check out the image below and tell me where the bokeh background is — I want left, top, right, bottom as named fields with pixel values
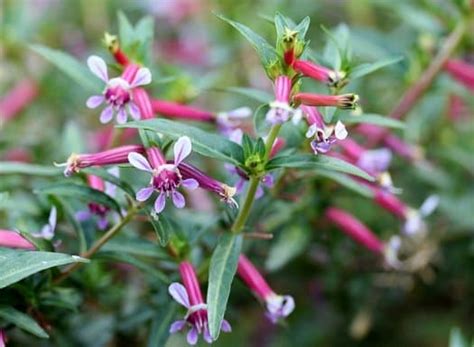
left=1, top=0, right=473, bottom=346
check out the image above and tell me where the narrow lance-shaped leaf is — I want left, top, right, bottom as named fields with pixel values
left=35, top=182, right=122, bottom=214
left=214, top=86, right=273, bottom=103
left=350, top=56, right=404, bottom=79
left=0, top=306, right=49, bottom=338
left=0, top=162, right=62, bottom=176
left=266, top=154, right=374, bottom=181
left=30, top=44, right=101, bottom=93
left=0, top=248, right=88, bottom=289
left=215, top=13, right=279, bottom=69
left=122, top=118, right=244, bottom=166
left=207, top=233, right=243, bottom=340
left=337, top=113, right=405, bottom=129
left=83, top=167, right=136, bottom=197
left=147, top=303, right=178, bottom=347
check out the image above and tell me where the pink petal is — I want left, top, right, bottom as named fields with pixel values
left=87, top=55, right=108, bottom=82
left=154, top=192, right=166, bottom=214
left=181, top=178, right=199, bottom=190
left=171, top=191, right=185, bottom=208
left=173, top=136, right=192, bottom=165
left=128, top=152, right=152, bottom=172
left=136, top=186, right=154, bottom=201
left=130, top=67, right=152, bottom=87
left=86, top=95, right=104, bottom=109
left=116, top=107, right=128, bottom=124
left=168, top=282, right=190, bottom=308
left=100, top=106, right=114, bottom=124
left=128, top=102, right=141, bottom=120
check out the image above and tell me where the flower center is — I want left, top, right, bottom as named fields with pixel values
left=104, top=78, right=131, bottom=108
left=152, top=164, right=182, bottom=195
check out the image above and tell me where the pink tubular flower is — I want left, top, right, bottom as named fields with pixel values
left=178, top=162, right=238, bottom=207
left=132, top=88, right=154, bottom=120
left=128, top=137, right=199, bottom=214
left=339, top=138, right=392, bottom=176
left=0, top=329, right=6, bottom=347
left=444, top=59, right=474, bottom=91
left=151, top=99, right=214, bottom=122
left=0, top=79, right=38, bottom=123
left=266, top=75, right=297, bottom=124
left=302, top=105, right=347, bottom=154
left=325, top=207, right=384, bottom=254
left=76, top=169, right=118, bottom=230
left=58, top=144, right=145, bottom=176
left=374, top=191, right=439, bottom=236
left=86, top=55, right=152, bottom=124
left=293, top=92, right=358, bottom=109
left=0, top=230, right=35, bottom=249
left=293, top=59, right=345, bottom=86
left=169, top=261, right=231, bottom=345
left=237, top=255, right=295, bottom=323
left=383, top=134, right=421, bottom=162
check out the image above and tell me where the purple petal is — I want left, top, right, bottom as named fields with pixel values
left=128, top=152, right=152, bottom=172
left=187, top=327, right=198, bottom=345
left=116, top=107, right=128, bottom=124
left=169, top=320, right=187, bottom=334
left=203, top=326, right=213, bottom=343
left=75, top=210, right=91, bottom=222
left=181, top=178, right=199, bottom=190
left=104, top=167, right=119, bottom=197
left=48, top=206, right=57, bottom=231
left=235, top=179, right=245, bottom=194
left=306, top=124, right=318, bottom=138
left=261, top=174, right=274, bottom=188
left=97, top=217, right=109, bottom=230
left=281, top=295, right=295, bottom=316
left=220, top=319, right=232, bottom=333
left=86, top=95, right=104, bottom=109
left=168, top=282, right=190, bottom=308
left=87, top=55, right=108, bottom=82
left=419, top=195, right=439, bottom=217
left=255, top=185, right=264, bottom=199
left=154, top=192, right=166, bottom=214
left=130, top=67, right=152, bottom=87
left=128, top=102, right=141, bottom=120
left=136, top=186, right=154, bottom=202
left=226, top=106, right=252, bottom=119
left=100, top=106, right=114, bottom=124
left=39, top=225, right=54, bottom=240
left=172, top=191, right=185, bottom=208
left=174, top=136, right=192, bottom=165
left=334, top=121, right=348, bottom=140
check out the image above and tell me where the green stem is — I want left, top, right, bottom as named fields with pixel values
left=264, top=124, right=282, bottom=161
left=231, top=124, right=282, bottom=234
left=231, top=176, right=260, bottom=233
left=53, top=207, right=137, bottom=284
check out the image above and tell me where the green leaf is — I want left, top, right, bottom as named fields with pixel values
left=0, top=306, right=49, bottom=338
left=350, top=56, right=403, bottom=79
left=147, top=303, right=178, bottom=347
left=207, top=233, right=243, bottom=340
left=449, top=327, right=469, bottom=347
left=314, top=169, right=374, bottom=198
left=118, top=11, right=135, bottom=47
left=122, top=118, right=244, bottom=166
left=0, top=161, right=62, bottom=176
left=215, top=13, right=279, bottom=68
left=215, top=86, right=273, bottom=103
left=265, top=225, right=309, bottom=272
left=83, top=167, right=135, bottom=197
left=254, top=104, right=271, bottom=136
left=55, top=197, right=88, bottom=254
left=0, top=248, right=88, bottom=289
left=337, top=113, right=405, bottom=129
left=96, top=252, right=169, bottom=283
left=30, top=44, right=101, bottom=92
left=266, top=154, right=374, bottom=181
left=102, top=236, right=169, bottom=259
left=146, top=209, right=172, bottom=247
left=35, top=182, right=122, bottom=214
